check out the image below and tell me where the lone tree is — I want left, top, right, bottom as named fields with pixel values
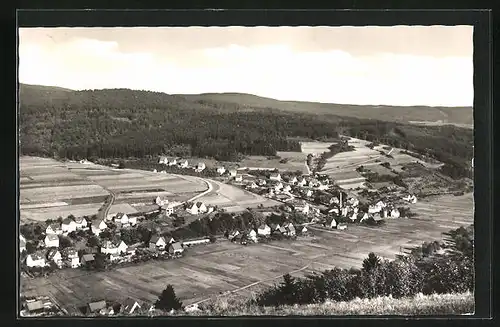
left=278, top=273, right=297, bottom=306
left=155, top=285, right=183, bottom=312
left=362, top=252, right=381, bottom=273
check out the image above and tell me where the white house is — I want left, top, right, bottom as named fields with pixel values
left=360, top=212, right=369, bottom=222
left=74, top=217, right=88, bottom=230
left=169, top=242, right=184, bottom=256
left=153, top=169, right=157, bottom=173
left=115, top=213, right=129, bottom=226
left=128, top=215, right=138, bottom=226
left=196, top=162, right=206, bottom=172
left=228, top=169, right=237, bottom=177
left=285, top=223, right=296, bottom=236
left=390, top=208, right=401, bottom=218
left=328, top=207, right=340, bottom=215
left=295, top=203, right=310, bottom=215
left=164, top=204, right=175, bottom=216
left=269, top=173, right=281, bottom=181
left=403, top=194, right=418, bottom=204
left=160, top=170, right=167, bottom=174
left=20, top=237, right=26, bottom=253
left=167, top=158, right=178, bottom=166
left=122, top=299, right=142, bottom=315
left=235, top=175, right=243, bottom=182
left=228, top=230, right=240, bottom=240
left=155, top=196, right=166, bottom=206
left=368, top=201, right=386, bottom=214
left=47, top=249, right=63, bottom=268
left=248, top=182, right=258, bottom=189
left=45, top=223, right=62, bottom=235
left=289, top=176, right=298, bottom=185
left=258, top=179, right=267, bottom=186
left=304, top=189, right=313, bottom=197
left=248, top=229, right=258, bottom=242
left=257, top=224, right=271, bottom=236
left=44, top=234, right=59, bottom=248
left=274, top=182, right=284, bottom=191
left=349, top=212, right=358, bottom=222
left=186, top=202, right=207, bottom=215
left=61, top=218, right=77, bottom=234
left=328, top=218, right=337, bottom=229
left=26, top=252, right=46, bottom=268
left=216, top=166, right=226, bottom=175
left=297, top=178, right=307, bottom=187
left=158, top=156, right=168, bottom=164
left=149, top=235, right=167, bottom=250
left=178, top=160, right=189, bottom=168
left=283, top=185, right=292, bottom=192
left=301, top=226, right=308, bottom=234
left=63, top=248, right=80, bottom=268
left=91, top=220, right=108, bottom=236
left=337, top=223, right=348, bottom=230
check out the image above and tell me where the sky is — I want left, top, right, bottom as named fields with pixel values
left=18, top=26, right=473, bottom=107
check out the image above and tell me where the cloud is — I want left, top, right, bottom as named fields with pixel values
left=18, top=35, right=473, bottom=106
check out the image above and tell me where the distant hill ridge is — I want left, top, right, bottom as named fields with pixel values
left=19, top=83, right=473, bottom=125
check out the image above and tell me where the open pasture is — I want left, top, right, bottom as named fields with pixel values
left=239, top=156, right=308, bottom=173
left=20, top=185, right=109, bottom=203
left=300, top=142, right=335, bottom=155
left=197, top=181, right=280, bottom=211
left=20, top=193, right=474, bottom=311
left=107, top=203, right=138, bottom=217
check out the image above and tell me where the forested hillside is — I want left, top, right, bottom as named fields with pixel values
left=19, top=84, right=473, bottom=178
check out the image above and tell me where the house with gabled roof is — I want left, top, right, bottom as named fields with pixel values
left=169, top=242, right=184, bottom=256
left=62, top=247, right=80, bottom=268
left=115, top=213, right=129, bottom=226
left=186, top=202, right=207, bottom=215
left=297, top=178, right=307, bottom=187
left=47, top=249, right=63, bottom=268
left=269, top=173, right=281, bottom=181
left=289, top=176, right=298, bottom=185
left=327, top=217, right=337, bottom=229
left=178, top=159, right=189, bottom=168
left=44, top=234, right=59, bottom=248
left=26, top=300, right=45, bottom=313
left=121, top=298, right=142, bottom=314
left=234, top=175, right=243, bottom=182
left=216, top=166, right=226, bottom=175
left=228, top=169, right=237, bottom=177
left=167, top=157, right=178, bottom=166
left=61, top=218, right=77, bottom=234
left=159, top=156, right=168, bottom=164
left=149, top=235, right=167, bottom=250
left=257, top=224, right=271, bottom=236
left=228, top=230, right=240, bottom=241
left=196, top=162, right=206, bottom=172
left=45, top=223, right=62, bottom=235
left=20, top=237, right=26, bottom=253
left=248, top=229, right=258, bottom=242
left=26, top=252, right=46, bottom=267
left=274, top=182, right=284, bottom=191
left=88, top=300, right=107, bottom=314
left=283, top=184, right=292, bottom=193
left=80, top=253, right=95, bottom=265
left=74, top=217, right=88, bottom=230
left=390, top=208, right=400, bottom=218
left=285, top=223, right=296, bottom=236
left=258, top=179, right=267, bottom=186
left=337, top=222, right=348, bottom=230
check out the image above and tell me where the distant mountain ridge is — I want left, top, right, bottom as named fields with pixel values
left=19, top=84, right=473, bottom=126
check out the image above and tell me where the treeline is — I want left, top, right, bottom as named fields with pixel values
left=254, top=224, right=474, bottom=307
left=20, top=87, right=472, bottom=178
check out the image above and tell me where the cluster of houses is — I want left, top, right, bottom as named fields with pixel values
left=20, top=296, right=65, bottom=317
left=22, top=229, right=188, bottom=269
left=184, top=201, right=216, bottom=215
left=158, top=156, right=206, bottom=173
left=227, top=222, right=308, bottom=244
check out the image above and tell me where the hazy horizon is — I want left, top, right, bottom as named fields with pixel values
left=18, top=26, right=474, bottom=107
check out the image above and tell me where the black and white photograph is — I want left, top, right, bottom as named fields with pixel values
left=18, top=23, right=475, bottom=317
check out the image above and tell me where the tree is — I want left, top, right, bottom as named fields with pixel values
left=87, top=236, right=100, bottom=247
left=362, top=252, right=381, bottom=274
left=26, top=241, right=37, bottom=254
left=155, top=285, right=183, bottom=311
left=278, top=274, right=297, bottom=306
left=93, top=252, right=107, bottom=271
left=209, top=235, right=216, bottom=243
left=59, top=236, right=72, bottom=249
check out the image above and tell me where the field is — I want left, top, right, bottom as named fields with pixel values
left=19, top=157, right=208, bottom=222
left=238, top=154, right=308, bottom=174
left=21, top=193, right=473, bottom=311
left=195, top=180, right=281, bottom=212
left=301, top=137, right=433, bottom=190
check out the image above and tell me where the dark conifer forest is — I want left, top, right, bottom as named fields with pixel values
left=19, top=84, right=473, bottom=178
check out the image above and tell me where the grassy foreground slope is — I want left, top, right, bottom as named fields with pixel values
left=153, top=292, right=473, bottom=316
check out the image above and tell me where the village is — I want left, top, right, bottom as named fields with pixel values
left=18, top=150, right=426, bottom=316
